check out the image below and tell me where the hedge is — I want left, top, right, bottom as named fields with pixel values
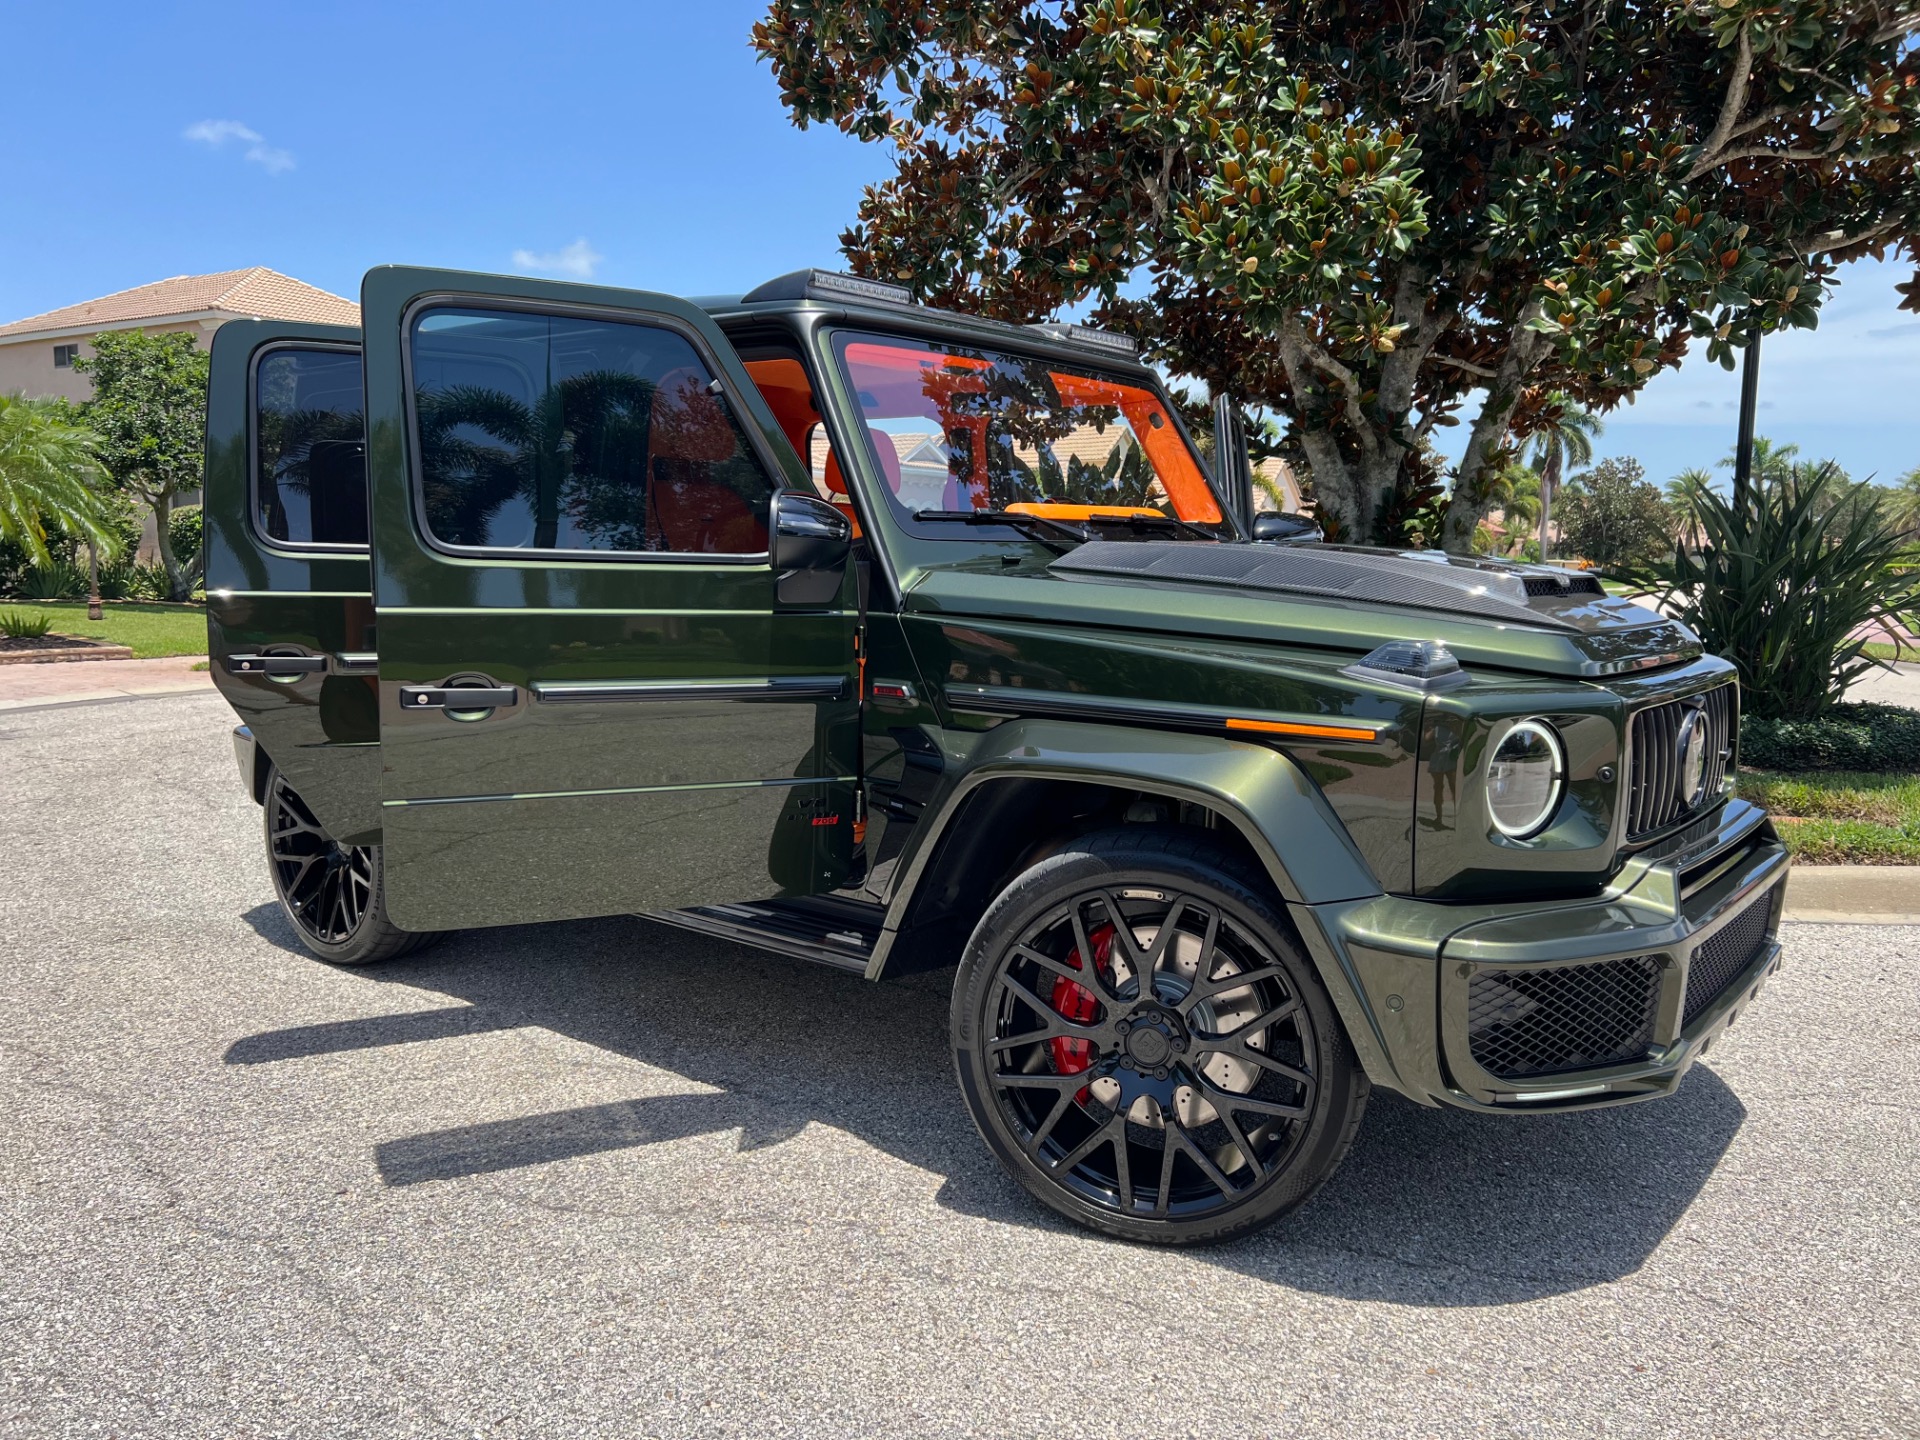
left=1740, top=702, right=1920, bottom=773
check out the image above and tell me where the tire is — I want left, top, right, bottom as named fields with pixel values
left=951, top=826, right=1369, bottom=1246
left=262, top=766, right=434, bottom=966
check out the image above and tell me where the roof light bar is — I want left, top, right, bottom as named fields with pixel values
left=740, top=269, right=915, bottom=307
left=1024, top=322, right=1140, bottom=356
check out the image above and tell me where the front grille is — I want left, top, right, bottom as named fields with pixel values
left=1683, top=893, right=1775, bottom=1028
left=1626, top=684, right=1736, bottom=839
left=1467, top=956, right=1662, bottom=1080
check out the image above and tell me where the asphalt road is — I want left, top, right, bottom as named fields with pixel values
left=2, top=689, right=1914, bottom=1439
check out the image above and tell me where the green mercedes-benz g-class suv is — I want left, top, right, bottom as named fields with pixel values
left=205, top=265, right=1787, bottom=1245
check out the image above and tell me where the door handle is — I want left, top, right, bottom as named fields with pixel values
left=398, top=685, right=519, bottom=711
left=227, top=653, right=328, bottom=676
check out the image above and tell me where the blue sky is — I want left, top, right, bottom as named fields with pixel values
left=6, top=0, right=1915, bottom=489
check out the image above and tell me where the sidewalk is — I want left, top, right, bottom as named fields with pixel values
left=0, top=655, right=213, bottom=712
left=1848, top=658, right=1920, bottom=709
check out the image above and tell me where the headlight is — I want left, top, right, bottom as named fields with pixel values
left=1487, top=719, right=1566, bottom=838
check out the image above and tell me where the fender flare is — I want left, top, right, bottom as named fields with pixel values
left=868, top=717, right=1384, bottom=978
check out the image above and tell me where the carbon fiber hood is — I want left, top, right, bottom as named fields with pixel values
left=1049, top=541, right=1646, bottom=634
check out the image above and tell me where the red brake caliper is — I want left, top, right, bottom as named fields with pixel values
left=1049, top=923, right=1115, bottom=1088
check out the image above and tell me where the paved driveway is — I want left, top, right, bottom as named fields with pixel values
left=2, top=690, right=1914, bottom=1439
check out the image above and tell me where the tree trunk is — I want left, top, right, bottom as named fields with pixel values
left=1438, top=303, right=1547, bottom=555
left=151, top=492, right=188, bottom=602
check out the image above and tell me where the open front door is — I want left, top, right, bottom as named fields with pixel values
left=360, top=267, right=860, bottom=932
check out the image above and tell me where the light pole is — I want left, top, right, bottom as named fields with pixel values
left=1732, top=324, right=1761, bottom=513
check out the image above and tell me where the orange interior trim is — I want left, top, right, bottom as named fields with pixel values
left=1005, top=503, right=1167, bottom=521
left=1225, top=717, right=1380, bottom=743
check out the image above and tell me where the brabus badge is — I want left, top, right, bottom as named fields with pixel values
left=1674, top=705, right=1710, bottom=808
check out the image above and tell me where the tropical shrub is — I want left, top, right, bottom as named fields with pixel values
left=121, top=564, right=175, bottom=601
left=0, top=608, right=53, bottom=639
left=16, top=559, right=88, bottom=600
left=1640, top=465, right=1920, bottom=720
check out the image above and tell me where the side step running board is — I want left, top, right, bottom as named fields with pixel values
left=647, top=899, right=883, bottom=975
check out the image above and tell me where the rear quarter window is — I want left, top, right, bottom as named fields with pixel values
left=254, top=347, right=368, bottom=547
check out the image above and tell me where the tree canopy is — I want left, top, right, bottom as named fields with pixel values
left=756, top=0, right=1920, bottom=548
left=1556, top=455, right=1672, bottom=569
left=73, top=330, right=210, bottom=599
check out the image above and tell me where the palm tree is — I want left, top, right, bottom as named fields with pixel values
left=1524, top=396, right=1602, bottom=561
left=1665, top=468, right=1714, bottom=550
left=0, top=392, right=117, bottom=565
left=1881, top=464, right=1920, bottom=540
left=1718, top=435, right=1801, bottom=489
left=1483, top=461, right=1542, bottom=552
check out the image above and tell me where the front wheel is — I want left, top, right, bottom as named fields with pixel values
left=263, top=767, right=432, bottom=965
left=952, top=828, right=1369, bottom=1245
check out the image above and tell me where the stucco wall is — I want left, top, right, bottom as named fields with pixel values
left=0, top=318, right=224, bottom=405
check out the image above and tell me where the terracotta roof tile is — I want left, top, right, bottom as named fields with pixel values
left=0, top=267, right=358, bottom=339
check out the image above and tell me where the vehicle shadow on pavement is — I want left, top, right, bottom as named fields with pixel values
left=231, top=907, right=1747, bottom=1307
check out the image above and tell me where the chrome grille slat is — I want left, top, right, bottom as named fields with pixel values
left=1625, top=682, right=1737, bottom=841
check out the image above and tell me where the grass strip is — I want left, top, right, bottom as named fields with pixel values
left=1738, top=768, right=1920, bottom=864
left=12, top=601, right=207, bottom=659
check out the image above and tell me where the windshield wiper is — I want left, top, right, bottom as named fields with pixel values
left=912, top=509, right=1091, bottom=553
left=1104, top=511, right=1222, bottom=544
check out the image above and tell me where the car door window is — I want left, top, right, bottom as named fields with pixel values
left=254, top=346, right=368, bottom=547
left=409, top=307, right=775, bottom=555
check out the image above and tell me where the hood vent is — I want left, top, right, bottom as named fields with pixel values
left=1049, top=541, right=1585, bottom=632
left=1523, top=573, right=1605, bottom=598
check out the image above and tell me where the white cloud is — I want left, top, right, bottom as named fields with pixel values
left=184, top=119, right=295, bottom=175
left=510, top=239, right=604, bottom=280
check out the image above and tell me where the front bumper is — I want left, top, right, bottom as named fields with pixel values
left=1296, top=798, right=1788, bottom=1112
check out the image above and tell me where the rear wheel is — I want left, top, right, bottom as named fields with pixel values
left=263, top=767, right=431, bottom=965
left=952, top=828, right=1369, bottom=1245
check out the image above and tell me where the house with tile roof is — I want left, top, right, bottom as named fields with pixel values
left=0, top=268, right=359, bottom=405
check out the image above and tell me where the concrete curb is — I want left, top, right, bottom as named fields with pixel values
left=1783, top=865, right=1920, bottom=925
left=0, top=642, right=136, bottom=665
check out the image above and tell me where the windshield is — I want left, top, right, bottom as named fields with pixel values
left=831, top=331, right=1225, bottom=535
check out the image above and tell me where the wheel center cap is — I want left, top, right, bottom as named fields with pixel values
left=1125, top=1025, right=1172, bottom=1068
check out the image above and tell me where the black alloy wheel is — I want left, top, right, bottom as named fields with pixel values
left=953, top=829, right=1369, bottom=1245
left=263, top=767, right=428, bottom=965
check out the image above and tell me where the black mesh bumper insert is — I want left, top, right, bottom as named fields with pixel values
left=1683, top=892, right=1775, bottom=1028
left=1467, top=956, right=1663, bottom=1081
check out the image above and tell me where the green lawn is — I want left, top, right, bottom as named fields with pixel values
left=1737, top=768, right=1920, bottom=864
left=1862, top=640, right=1918, bottom=664
left=11, top=601, right=208, bottom=659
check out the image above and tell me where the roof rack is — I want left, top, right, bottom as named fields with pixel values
left=740, top=269, right=914, bottom=307
left=1023, top=322, right=1139, bottom=356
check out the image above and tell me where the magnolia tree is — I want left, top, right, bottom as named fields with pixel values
left=755, top=0, right=1920, bottom=548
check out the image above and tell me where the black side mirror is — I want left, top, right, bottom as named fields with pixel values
left=1252, top=512, right=1324, bottom=544
left=771, top=490, right=852, bottom=605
